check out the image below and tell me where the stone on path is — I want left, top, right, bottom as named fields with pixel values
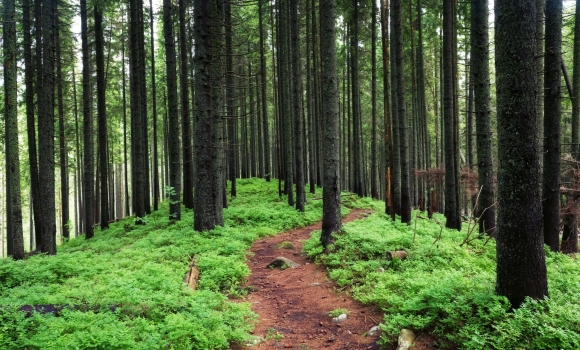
left=266, top=257, right=300, bottom=269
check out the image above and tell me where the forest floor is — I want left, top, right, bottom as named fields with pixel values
left=232, top=209, right=436, bottom=350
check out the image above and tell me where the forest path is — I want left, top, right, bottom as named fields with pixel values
left=232, top=209, right=383, bottom=350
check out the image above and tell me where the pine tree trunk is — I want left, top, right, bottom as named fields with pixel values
left=390, top=3, right=401, bottom=216
left=542, top=0, right=562, bottom=252
left=226, top=0, right=237, bottom=197
left=39, top=0, right=57, bottom=253
left=381, top=0, right=394, bottom=218
left=164, top=0, right=182, bottom=221
left=179, top=0, right=194, bottom=210
left=95, top=5, right=109, bottom=230
left=56, top=12, right=69, bottom=239
left=371, top=0, right=379, bottom=200
left=573, top=1, right=580, bottom=159
left=259, top=0, right=271, bottom=181
left=393, top=0, right=410, bottom=223
left=443, top=0, right=460, bottom=230
left=4, top=0, right=24, bottom=259
left=320, top=0, right=341, bottom=247
left=495, top=0, right=549, bottom=308
left=291, top=0, right=305, bottom=211
left=81, top=0, right=94, bottom=238
left=23, top=0, right=42, bottom=249
left=150, top=0, right=160, bottom=211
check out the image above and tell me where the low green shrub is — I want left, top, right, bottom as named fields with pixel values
left=0, top=178, right=346, bottom=349
left=304, top=211, right=580, bottom=349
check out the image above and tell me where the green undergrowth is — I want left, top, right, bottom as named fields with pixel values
left=0, top=179, right=363, bottom=349
left=304, top=208, right=580, bottom=349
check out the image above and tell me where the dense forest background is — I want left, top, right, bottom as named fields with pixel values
left=1, top=0, right=579, bottom=297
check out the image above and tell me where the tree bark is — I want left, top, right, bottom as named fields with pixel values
left=23, top=0, right=42, bottom=249
left=4, top=0, right=24, bottom=259
left=179, top=0, right=194, bottom=210
left=164, top=0, right=182, bottom=221
left=291, top=0, right=305, bottom=211
left=393, top=0, right=410, bottom=223
left=443, top=0, right=460, bottom=230
left=39, top=0, right=57, bottom=253
left=319, top=0, right=341, bottom=247
left=542, top=0, right=562, bottom=252
left=495, top=0, right=549, bottom=308
left=471, top=0, right=495, bottom=236
left=95, top=4, right=109, bottom=230
left=259, top=0, right=271, bottom=181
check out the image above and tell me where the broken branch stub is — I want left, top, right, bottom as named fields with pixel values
left=386, top=250, right=408, bottom=260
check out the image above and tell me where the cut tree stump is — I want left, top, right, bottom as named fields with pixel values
left=184, top=256, right=199, bottom=290
left=386, top=250, right=408, bottom=260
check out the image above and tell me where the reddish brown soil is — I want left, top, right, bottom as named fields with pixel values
left=232, top=210, right=384, bottom=349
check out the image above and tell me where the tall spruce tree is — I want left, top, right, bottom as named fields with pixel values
left=495, top=0, right=549, bottom=308
left=4, top=0, right=25, bottom=259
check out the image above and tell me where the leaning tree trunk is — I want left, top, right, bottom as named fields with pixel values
left=495, top=0, right=549, bottom=308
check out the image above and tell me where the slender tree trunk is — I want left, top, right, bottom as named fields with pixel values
left=24, top=0, right=42, bottom=248
left=164, top=0, right=182, bottom=221
left=150, top=0, right=160, bottom=211
left=291, top=0, right=305, bottom=211
left=39, top=0, right=57, bottom=253
left=56, top=12, right=69, bottom=239
left=390, top=2, right=401, bottom=216
left=129, top=0, right=146, bottom=222
left=573, top=0, right=580, bottom=159
left=121, top=8, right=130, bottom=217
left=471, top=0, right=495, bottom=235
left=4, top=0, right=24, bottom=259
left=381, top=0, right=394, bottom=218
left=95, top=5, right=109, bottom=230
left=394, top=0, right=410, bottom=223
left=443, top=0, right=460, bottom=230
left=179, top=0, right=194, bottom=210
left=495, top=0, right=549, bottom=308
left=259, top=0, right=271, bottom=181
left=537, top=0, right=545, bottom=152
left=225, top=0, right=237, bottom=197
left=542, top=0, right=562, bottom=252
left=320, top=0, right=341, bottom=247
left=371, top=0, right=379, bottom=200
left=279, top=0, right=295, bottom=206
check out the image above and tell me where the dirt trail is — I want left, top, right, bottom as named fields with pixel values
left=234, top=210, right=383, bottom=349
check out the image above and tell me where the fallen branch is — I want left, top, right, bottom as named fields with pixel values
left=183, top=256, right=199, bottom=290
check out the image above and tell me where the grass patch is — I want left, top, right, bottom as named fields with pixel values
left=0, top=178, right=358, bottom=350
left=304, top=209, right=580, bottom=349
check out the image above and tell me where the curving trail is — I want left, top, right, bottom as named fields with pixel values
left=234, top=209, right=383, bottom=350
